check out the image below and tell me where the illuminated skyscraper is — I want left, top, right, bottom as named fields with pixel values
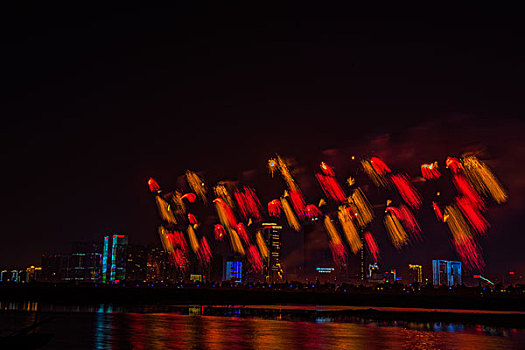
left=224, top=260, right=242, bottom=283
left=409, top=264, right=423, bottom=284
left=102, top=235, right=128, bottom=283
left=261, top=223, right=282, bottom=282
left=432, top=260, right=461, bottom=286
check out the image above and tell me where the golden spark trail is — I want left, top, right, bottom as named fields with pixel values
left=256, top=231, right=269, bottom=260
left=281, top=196, right=301, bottom=231
left=351, top=188, right=374, bottom=228
left=187, top=225, right=200, bottom=253
left=338, top=207, right=362, bottom=254
left=155, top=196, right=177, bottom=224
left=323, top=216, right=343, bottom=246
left=384, top=213, right=409, bottom=249
left=186, top=170, right=207, bottom=203
left=462, top=156, right=508, bottom=204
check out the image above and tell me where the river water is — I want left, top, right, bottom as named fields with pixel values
left=0, top=302, right=524, bottom=349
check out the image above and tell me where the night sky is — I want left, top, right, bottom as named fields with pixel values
left=1, top=4, right=524, bottom=279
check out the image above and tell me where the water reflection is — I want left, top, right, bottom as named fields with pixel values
left=0, top=303, right=524, bottom=349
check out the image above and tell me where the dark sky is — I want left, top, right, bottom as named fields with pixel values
left=1, top=4, right=524, bottom=279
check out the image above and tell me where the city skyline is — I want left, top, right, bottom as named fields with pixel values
left=1, top=5, right=524, bottom=278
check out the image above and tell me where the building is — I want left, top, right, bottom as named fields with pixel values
left=41, top=254, right=64, bottom=282
left=224, top=260, right=242, bottom=283
left=102, top=235, right=128, bottom=283
left=261, top=223, right=282, bottom=283
left=25, top=266, right=42, bottom=282
left=408, top=264, right=423, bottom=284
left=126, top=244, right=148, bottom=282
left=63, top=252, right=101, bottom=282
left=146, top=246, right=172, bottom=283
left=432, top=260, right=462, bottom=286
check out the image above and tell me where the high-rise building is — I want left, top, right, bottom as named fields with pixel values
left=409, top=264, right=423, bottom=284
left=432, top=260, right=462, bottom=286
left=126, top=244, right=148, bottom=282
left=224, top=260, right=242, bottom=283
left=63, top=252, right=101, bottom=282
left=102, top=235, right=128, bottom=283
left=41, top=254, right=64, bottom=282
left=261, top=223, right=282, bottom=283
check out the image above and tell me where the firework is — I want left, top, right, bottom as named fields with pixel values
left=228, top=228, right=246, bottom=255
left=213, top=198, right=237, bottom=229
left=421, top=162, right=441, bottom=179
left=452, top=174, right=485, bottom=210
left=444, top=205, right=485, bottom=270
left=329, top=240, right=347, bottom=265
left=362, top=159, right=388, bottom=187
left=350, top=188, right=374, bottom=227
left=214, top=224, right=226, bottom=241
left=462, top=156, right=508, bottom=204
left=384, top=212, right=409, bottom=249
left=305, top=204, right=322, bottom=218
left=268, top=199, right=282, bottom=217
left=155, top=196, right=177, bottom=224
left=197, top=237, right=212, bottom=265
left=186, top=225, right=200, bottom=253
left=255, top=231, right=269, bottom=259
left=186, top=170, right=207, bottom=203
left=391, top=174, right=422, bottom=209
left=170, top=230, right=188, bottom=251
left=267, top=158, right=278, bottom=177
left=320, top=161, right=335, bottom=177
left=338, top=206, right=362, bottom=254
left=323, top=215, right=343, bottom=246
left=456, top=196, right=489, bottom=235
left=234, top=186, right=262, bottom=220
left=158, top=226, right=174, bottom=254
left=213, top=183, right=234, bottom=208
left=188, top=213, right=198, bottom=225
left=363, top=232, right=380, bottom=262
left=370, top=157, right=391, bottom=175
left=148, top=178, right=160, bottom=192
left=432, top=201, right=444, bottom=222
left=172, top=191, right=186, bottom=214
left=281, top=196, right=301, bottom=231
left=446, top=157, right=464, bottom=174
left=289, top=188, right=307, bottom=217
left=247, top=244, right=264, bottom=272
left=315, top=173, right=346, bottom=202
left=236, top=223, right=250, bottom=244
left=347, top=177, right=355, bottom=187
left=181, top=193, right=197, bottom=203
left=386, top=205, right=421, bottom=240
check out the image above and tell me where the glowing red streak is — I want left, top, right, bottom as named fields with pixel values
left=214, top=224, right=226, bottom=241
left=188, top=213, right=198, bottom=225
left=236, top=223, right=250, bottom=244
left=421, top=163, right=441, bottom=179
left=432, top=201, right=444, bottom=221
left=386, top=205, right=421, bottom=239
left=452, top=175, right=485, bottom=210
left=446, top=157, right=463, bottom=174
left=329, top=241, right=347, bottom=265
left=364, top=232, right=380, bottom=262
left=268, top=199, right=282, bottom=217
left=456, top=197, right=489, bottom=235
left=247, top=244, right=263, bottom=272
left=197, top=237, right=212, bottom=265
left=234, top=187, right=262, bottom=220
left=305, top=204, right=322, bottom=218
left=315, top=174, right=346, bottom=202
left=391, top=174, right=422, bottom=209
left=147, top=178, right=160, bottom=192
left=370, top=157, right=391, bottom=175
left=320, top=162, right=335, bottom=177
left=453, top=235, right=485, bottom=271
left=181, top=193, right=197, bottom=203
left=168, top=231, right=188, bottom=251
left=289, top=189, right=307, bottom=217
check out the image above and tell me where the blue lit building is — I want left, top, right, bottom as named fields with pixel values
left=225, top=261, right=242, bottom=283
left=432, top=260, right=462, bottom=286
left=102, top=235, right=128, bottom=283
